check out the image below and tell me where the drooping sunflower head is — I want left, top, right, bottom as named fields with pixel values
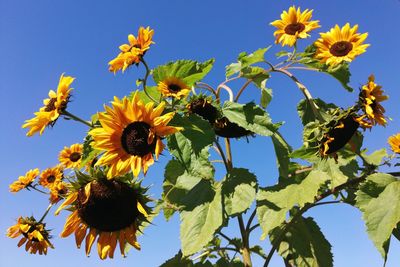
left=22, top=73, right=75, bottom=136
left=214, top=117, right=253, bottom=139
left=320, top=114, right=360, bottom=157
left=356, top=75, right=388, bottom=128
left=108, top=26, right=154, bottom=74
left=314, top=23, right=369, bottom=66
left=187, top=96, right=219, bottom=124
left=89, top=93, right=181, bottom=178
left=7, top=216, right=54, bottom=255
left=388, top=133, right=400, bottom=154
left=59, top=143, right=84, bottom=169
left=157, top=77, right=191, bottom=99
left=39, top=166, right=64, bottom=188
left=9, top=168, right=39, bottom=193
left=55, top=174, right=151, bottom=259
left=271, top=6, right=320, bottom=47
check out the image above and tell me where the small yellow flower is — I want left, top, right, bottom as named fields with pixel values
left=49, top=181, right=69, bottom=204
left=22, top=74, right=75, bottom=136
left=39, top=166, right=63, bottom=188
left=59, top=143, right=83, bottom=169
left=157, top=77, right=191, bottom=99
left=388, top=134, right=400, bottom=154
left=314, top=23, right=369, bottom=66
left=9, top=168, right=39, bottom=193
left=271, top=6, right=320, bottom=47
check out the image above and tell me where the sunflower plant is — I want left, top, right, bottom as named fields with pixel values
left=8, top=6, right=400, bottom=267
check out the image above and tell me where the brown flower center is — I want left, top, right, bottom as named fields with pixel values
left=168, top=84, right=182, bottom=93
left=47, top=175, right=56, bottom=183
left=284, top=23, right=305, bottom=35
left=69, top=152, right=81, bottom=162
left=76, top=180, right=140, bottom=232
left=44, top=98, right=57, bottom=112
left=121, top=121, right=156, bottom=156
left=188, top=98, right=218, bottom=123
left=322, top=116, right=359, bottom=155
left=214, top=117, right=253, bottom=138
left=329, top=41, right=353, bottom=57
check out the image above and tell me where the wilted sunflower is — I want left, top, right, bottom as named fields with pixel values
left=158, top=77, right=191, bottom=99
left=388, top=133, right=400, bottom=154
left=108, top=26, right=154, bottom=73
left=314, top=23, right=369, bottom=66
left=7, top=216, right=53, bottom=255
left=9, top=168, right=39, bottom=193
left=22, top=74, right=75, bottom=136
left=271, top=6, right=320, bottom=47
left=214, top=117, right=253, bottom=138
left=356, top=75, right=388, bottom=128
left=59, top=143, right=84, bottom=168
left=89, top=93, right=181, bottom=178
left=39, top=166, right=63, bottom=188
left=320, top=115, right=359, bottom=157
left=55, top=177, right=150, bottom=259
left=187, top=97, right=219, bottom=124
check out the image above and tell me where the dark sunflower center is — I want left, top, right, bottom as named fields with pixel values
left=47, top=175, right=56, bottom=183
left=69, top=152, right=81, bottom=162
left=214, top=117, right=253, bottom=138
left=189, top=98, right=218, bottom=124
left=168, top=84, right=182, bottom=93
left=121, top=121, right=156, bottom=156
left=76, top=180, right=140, bottom=232
left=284, top=23, right=305, bottom=35
left=329, top=41, right=353, bottom=57
left=323, top=116, right=359, bottom=154
left=44, top=98, right=57, bottom=112
left=22, top=226, right=40, bottom=242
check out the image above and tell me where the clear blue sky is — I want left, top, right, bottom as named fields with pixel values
left=1, top=0, right=400, bottom=266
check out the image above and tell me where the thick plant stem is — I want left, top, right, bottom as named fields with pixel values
left=62, top=111, right=92, bottom=127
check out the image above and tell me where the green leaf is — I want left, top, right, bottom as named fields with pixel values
left=260, top=83, right=273, bottom=108
left=361, top=148, right=388, bottom=166
left=272, top=216, right=333, bottom=267
left=297, top=98, right=337, bottom=126
left=356, top=173, right=400, bottom=260
left=222, top=101, right=280, bottom=136
left=137, top=86, right=162, bottom=104
left=316, top=158, right=348, bottom=188
left=215, top=258, right=245, bottom=267
left=240, top=66, right=270, bottom=87
left=169, top=114, right=215, bottom=154
left=167, top=132, right=192, bottom=168
left=271, top=132, right=292, bottom=180
left=221, top=168, right=258, bottom=217
left=160, top=251, right=193, bottom=267
left=290, top=146, right=319, bottom=162
left=257, top=170, right=330, bottom=237
left=153, top=59, right=214, bottom=86
left=180, top=184, right=224, bottom=256
left=226, top=47, right=270, bottom=77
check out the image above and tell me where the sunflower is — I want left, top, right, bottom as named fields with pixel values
left=89, top=93, right=181, bottom=178
left=22, top=73, right=75, bottom=136
left=187, top=97, right=219, bottom=124
left=55, top=178, right=149, bottom=259
left=314, top=23, right=369, bottom=66
left=388, top=133, right=400, bottom=154
left=9, top=168, right=39, bottom=193
left=214, top=117, right=253, bottom=138
left=108, top=26, right=154, bottom=73
left=39, top=166, right=63, bottom=188
left=320, top=115, right=359, bottom=157
left=271, top=6, right=320, bottom=47
left=356, top=75, right=388, bottom=128
left=157, top=77, right=191, bottom=99
left=59, top=143, right=84, bottom=168
left=7, top=216, right=53, bottom=255
left=49, top=181, right=69, bottom=204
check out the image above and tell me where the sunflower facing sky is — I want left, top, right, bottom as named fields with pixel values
left=157, top=77, right=191, bottom=99
left=89, top=93, right=181, bottom=178
left=356, top=75, right=388, bottom=128
left=59, top=143, right=83, bottom=169
left=270, top=6, right=320, bottom=47
left=7, top=216, right=53, bottom=255
left=314, top=23, right=369, bottom=66
left=109, top=26, right=154, bottom=73
left=39, top=166, right=64, bottom=188
left=9, top=168, right=39, bottom=193
left=55, top=177, right=149, bottom=259
left=388, top=133, right=400, bottom=154
left=22, top=74, right=75, bottom=136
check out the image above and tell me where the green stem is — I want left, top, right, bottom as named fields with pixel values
left=38, top=203, right=53, bottom=223
left=62, top=111, right=92, bottom=127
left=28, top=185, right=48, bottom=195
left=140, top=59, right=159, bottom=103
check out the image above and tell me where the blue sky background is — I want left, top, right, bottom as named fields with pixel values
left=1, top=0, right=400, bottom=266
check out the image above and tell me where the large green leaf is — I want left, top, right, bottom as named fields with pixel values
left=153, top=59, right=214, bottom=86
left=240, top=66, right=270, bottom=88
left=260, top=83, right=273, bottom=108
left=361, top=148, right=388, bottom=166
left=167, top=132, right=192, bottom=169
left=137, top=86, right=162, bottom=104
left=226, top=47, right=270, bottom=77
left=180, top=184, right=224, bottom=256
left=222, top=101, right=280, bottom=136
left=221, top=168, right=258, bottom=217
left=256, top=170, right=330, bottom=237
left=272, top=216, right=333, bottom=267
left=271, top=132, right=292, bottom=180
left=297, top=98, right=337, bottom=126
left=316, top=158, right=348, bottom=188
left=355, top=173, right=400, bottom=259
